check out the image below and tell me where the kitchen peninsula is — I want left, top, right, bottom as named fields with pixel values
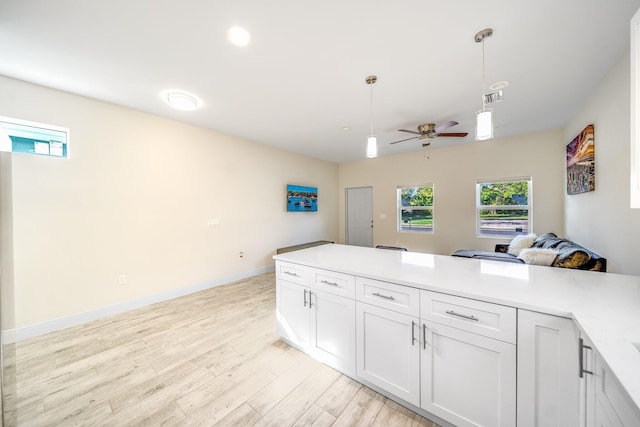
left=274, top=244, right=640, bottom=427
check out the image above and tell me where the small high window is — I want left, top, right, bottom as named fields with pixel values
left=476, top=178, right=532, bottom=237
left=0, top=116, right=69, bottom=158
left=397, top=184, right=434, bottom=233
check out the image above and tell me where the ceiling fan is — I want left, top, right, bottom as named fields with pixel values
left=390, top=121, right=468, bottom=147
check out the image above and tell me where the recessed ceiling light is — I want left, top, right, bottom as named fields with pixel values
left=340, top=126, right=351, bottom=131
left=165, top=91, right=200, bottom=111
left=227, top=26, right=251, bottom=47
left=490, top=81, right=510, bottom=91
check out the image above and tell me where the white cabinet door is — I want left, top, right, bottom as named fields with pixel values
left=356, top=302, right=420, bottom=406
left=517, top=309, right=580, bottom=427
left=276, top=279, right=311, bottom=351
left=421, top=321, right=516, bottom=427
left=594, top=351, right=640, bottom=427
left=580, top=334, right=596, bottom=427
left=310, top=289, right=356, bottom=375
left=594, top=397, right=624, bottom=427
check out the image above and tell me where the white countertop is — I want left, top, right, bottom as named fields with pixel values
left=274, top=243, right=640, bottom=410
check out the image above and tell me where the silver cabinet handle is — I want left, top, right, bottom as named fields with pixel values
left=446, top=310, right=479, bottom=321
left=579, top=337, right=593, bottom=378
left=321, top=280, right=339, bottom=287
left=303, top=289, right=308, bottom=307
left=308, top=291, right=314, bottom=309
left=423, top=323, right=430, bottom=349
left=411, top=321, right=416, bottom=346
left=372, top=292, right=395, bottom=301
left=284, top=270, right=299, bottom=277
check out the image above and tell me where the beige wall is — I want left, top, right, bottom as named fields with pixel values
left=0, top=76, right=338, bottom=330
left=565, top=53, right=640, bottom=275
left=338, top=130, right=566, bottom=256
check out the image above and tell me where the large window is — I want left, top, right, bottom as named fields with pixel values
left=476, top=178, right=532, bottom=237
left=397, top=184, right=434, bottom=233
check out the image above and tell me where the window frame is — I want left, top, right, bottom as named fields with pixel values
left=476, top=177, right=532, bottom=238
left=397, top=183, right=435, bottom=234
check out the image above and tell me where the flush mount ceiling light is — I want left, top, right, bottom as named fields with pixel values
left=475, top=28, right=494, bottom=141
left=490, top=81, right=510, bottom=91
left=365, top=75, right=378, bottom=159
left=165, top=91, right=200, bottom=111
left=227, top=26, right=251, bottom=47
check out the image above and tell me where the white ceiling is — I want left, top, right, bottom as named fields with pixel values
left=1, top=0, right=639, bottom=163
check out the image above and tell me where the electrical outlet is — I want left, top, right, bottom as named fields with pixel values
left=239, top=251, right=244, bottom=259
left=118, top=274, right=126, bottom=285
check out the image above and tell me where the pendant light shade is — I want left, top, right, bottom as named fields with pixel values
left=365, top=75, right=378, bottom=159
left=476, top=109, right=493, bottom=140
left=366, top=135, right=378, bottom=158
left=475, top=28, right=494, bottom=141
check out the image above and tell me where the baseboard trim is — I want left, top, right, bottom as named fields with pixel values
left=2, top=265, right=275, bottom=344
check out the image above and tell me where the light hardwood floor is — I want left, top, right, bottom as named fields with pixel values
left=2, top=272, right=440, bottom=426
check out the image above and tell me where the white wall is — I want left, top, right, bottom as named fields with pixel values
left=338, top=130, right=566, bottom=256
left=0, top=76, right=338, bottom=332
left=565, top=52, right=640, bottom=275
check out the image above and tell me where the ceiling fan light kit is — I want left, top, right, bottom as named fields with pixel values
left=365, top=75, right=378, bottom=159
left=475, top=28, right=494, bottom=141
left=390, top=120, right=468, bottom=146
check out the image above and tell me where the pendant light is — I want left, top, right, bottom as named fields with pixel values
left=475, top=28, right=494, bottom=141
left=365, top=75, right=378, bottom=158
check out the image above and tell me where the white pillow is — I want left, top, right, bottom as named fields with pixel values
left=507, top=233, right=537, bottom=256
left=518, top=248, right=559, bottom=266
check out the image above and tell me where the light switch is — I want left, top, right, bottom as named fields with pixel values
left=379, top=213, right=387, bottom=219
left=207, top=218, right=220, bottom=227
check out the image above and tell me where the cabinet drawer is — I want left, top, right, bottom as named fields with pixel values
left=420, top=290, right=516, bottom=344
left=356, top=277, right=419, bottom=317
left=276, top=261, right=308, bottom=285
left=311, top=268, right=355, bottom=298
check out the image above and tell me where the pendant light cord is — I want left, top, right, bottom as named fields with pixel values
left=482, top=38, right=486, bottom=113
left=370, top=82, right=374, bottom=136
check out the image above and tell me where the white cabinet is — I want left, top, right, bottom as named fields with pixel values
left=356, top=276, right=419, bottom=316
left=276, top=263, right=356, bottom=375
left=421, top=290, right=516, bottom=343
left=580, top=334, right=596, bottom=427
left=355, top=301, right=420, bottom=406
left=517, top=309, right=581, bottom=427
left=592, top=348, right=640, bottom=427
left=420, top=290, right=516, bottom=427
left=309, top=288, right=355, bottom=373
left=274, top=254, right=640, bottom=427
left=579, top=331, right=640, bottom=427
left=276, top=279, right=311, bottom=350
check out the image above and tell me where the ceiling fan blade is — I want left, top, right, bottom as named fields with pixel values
left=435, top=121, right=458, bottom=133
left=437, top=132, right=468, bottom=137
left=390, top=136, right=419, bottom=144
left=398, top=129, right=421, bottom=135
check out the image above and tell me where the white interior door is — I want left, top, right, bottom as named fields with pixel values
left=346, top=186, right=373, bottom=247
